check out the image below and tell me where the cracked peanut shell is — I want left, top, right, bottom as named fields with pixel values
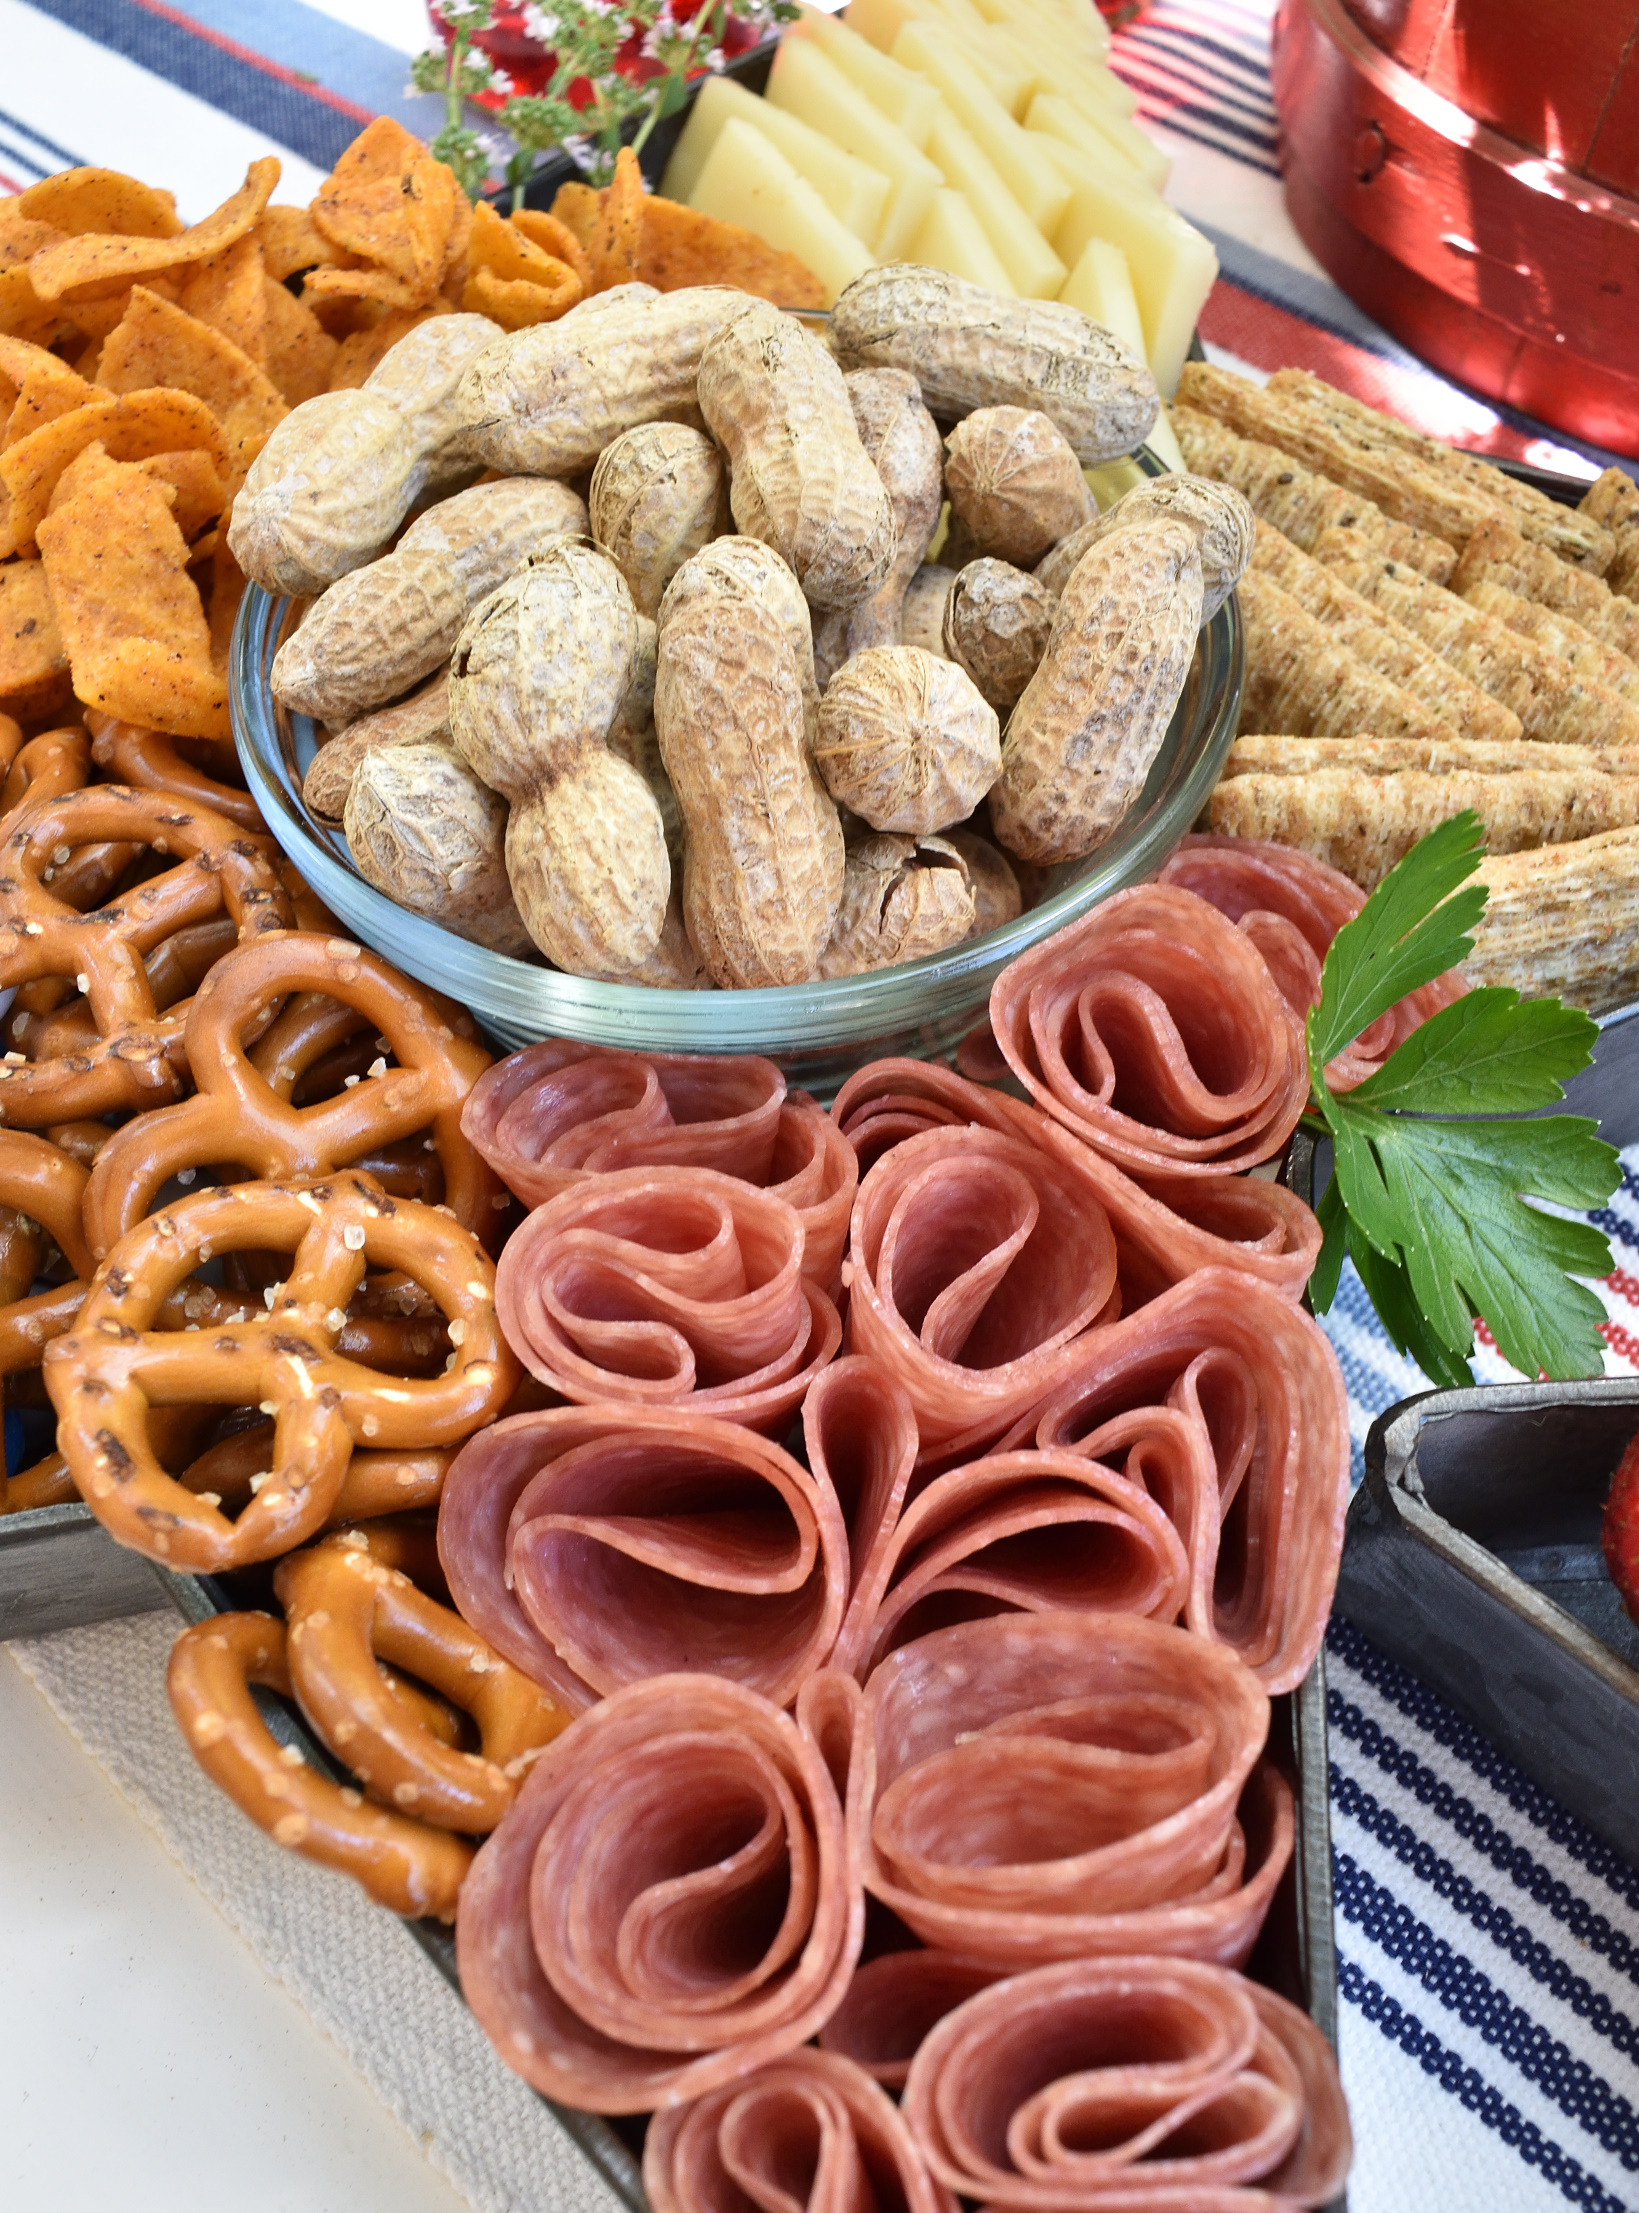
left=944, top=558, right=1056, bottom=711
left=818, top=832, right=975, bottom=977
left=813, top=368, right=944, bottom=685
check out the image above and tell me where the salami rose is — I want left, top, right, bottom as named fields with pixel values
left=835, top=1061, right=1321, bottom=1309
left=861, top=1612, right=1291, bottom=1971
left=438, top=1405, right=851, bottom=1712
left=819, top=1953, right=1001, bottom=2090
left=457, top=1670, right=865, bottom=2113
left=495, top=1167, right=841, bottom=1432
left=987, top=884, right=1309, bottom=1177
left=1159, top=834, right=1464, bottom=1091
left=462, top=1042, right=856, bottom=1287
left=1025, top=1268, right=1349, bottom=1695
left=645, top=2047, right=957, bottom=2213
left=903, top=1955, right=1352, bottom=2210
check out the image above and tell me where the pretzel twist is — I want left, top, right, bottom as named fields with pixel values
left=0, top=786, right=291, bottom=1123
left=0, top=728, right=134, bottom=922
left=44, top=1172, right=518, bottom=1570
left=84, top=932, right=502, bottom=1261
left=166, top=1611, right=475, bottom=1919
left=88, top=712, right=265, bottom=835
left=275, top=1535, right=570, bottom=1831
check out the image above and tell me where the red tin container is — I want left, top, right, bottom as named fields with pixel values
left=1271, top=0, right=1639, bottom=457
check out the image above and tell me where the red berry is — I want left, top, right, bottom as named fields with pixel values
left=1601, top=1433, right=1639, bottom=1622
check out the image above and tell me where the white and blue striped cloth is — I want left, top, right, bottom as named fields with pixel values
left=10, top=3, right=1639, bottom=2205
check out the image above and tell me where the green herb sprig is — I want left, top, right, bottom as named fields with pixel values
left=1305, top=811, right=1619, bottom=1388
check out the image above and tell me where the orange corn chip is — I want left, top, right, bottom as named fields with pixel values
left=549, top=181, right=602, bottom=252
left=441, top=184, right=474, bottom=306
left=37, top=463, right=226, bottom=740
left=462, top=199, right=582, bottom=329
left=464, top=265, right=580, bottom=331
left=637, top=196, right=824, bottom=309
left=589, top=148, right=644, bottom=294
left=97, top=287, right=286, bottom=491
left=301, top=262, right=428, bottom=311
left=0, top=209, right=64, bottom=274
left=0, top=337, right=96, bottom=446
left=43, top=438, right=221, bottom=541
left=0, top=266, right=76, bottom=348
left=0, top=557, right=70, bottom=720
left=19, top=168, right=183, bottom=241
left=27, top=156, right=279, bottom=305
left=261, top=277, right=337, bottom=405
left=310, top=118, right=457, bottom=304
left=0, top=387, right=228, bottom=556
left=327, top=302, right=449, bottom=391
left=179, top=234, right=268, bottom=368
left=207, top=534, right=246, bottom=673
left=512, top=207, right=593, bottom=292
left=256, top=204, right=344, bottom=282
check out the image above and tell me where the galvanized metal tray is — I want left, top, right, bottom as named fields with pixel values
left=160, top=1564, right=1344, bottom=2213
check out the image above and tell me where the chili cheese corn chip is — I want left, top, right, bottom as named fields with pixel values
left=0, top=557, right=70, bottom=720
left=98, top=287, right=287, bottom=490
left=588, top=147, right=644, bottom=294
left=18, top=167, right=182, bottom=241
left=637, top=196, right=824, bottom=309
left=27, top=157, right=279, bottom=305
left=0, top=206, right=65, bottom=273
left=461, top=200, right=582, bottom=331
left=326, top=302, right=449, bottom=391
left=48, top=436, right=225, bottom=542
left=549, top=181, right=602, bottom=253
left=0, top=337, right=96, bottom=448
left=511, top=208, right=592, bottom=291
left=0, top=385, right=228, bottom=555
left=37, top=457, right=226, bottom=739
left=260, top=277, right=337, bottom=405
left=310, top=118, right=457, bottom=305
left=179, top=234, right=268, bottom=368
left=256, top=204, right=345, bottom=283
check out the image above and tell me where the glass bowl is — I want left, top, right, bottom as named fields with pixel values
left=229, top=472, right=1242, bottom=1097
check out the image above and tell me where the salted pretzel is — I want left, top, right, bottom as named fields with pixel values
left=0, top=785, right=291, bottom=1123
left=0, top=727, right=136, bottom=919
left=88, top=712, right=265, bottom=835
left=44, top=1172, right=518, bottom=1570
left=274, top=1533, right=569, bottom=1831
left=166, top=1611, right=476, bottom=1919
left=83, top=932, right=502, bottom=1261
left=177, top=1430, right=454, bottom=1522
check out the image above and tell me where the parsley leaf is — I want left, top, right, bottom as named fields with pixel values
left=1306, top=811, right=1488, bottom=1070
left=1304, top=811, right=1619, bottom=1383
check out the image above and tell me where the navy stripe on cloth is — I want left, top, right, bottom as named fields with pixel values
left=1339, top=1959, right=1632, bottom=2213
left=1330, top=1619, right=1639, bottom=1916
left=0, top=99, right=84, bottom=170
left=1334, top=1850, right=1639, bottom=2166
left=1329, top=1691, right=1639, bottom=1991
left=21, top=0, right=371, bottom=170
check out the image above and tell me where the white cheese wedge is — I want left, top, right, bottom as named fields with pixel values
left=1058, top=236, right=1145, bottom=359
left=890, top=23, right=1070, bottom=234
left=767, top=36, right=942, bottom=258
left=689, top=120, right=875, bottom=306
left=790, top=6, right=941, bottom=145
left=664, top=75, right=890, bottom=244
left=925, top=105, right=1066, bottom=298
left=909, top=189, right=1017, bottom=293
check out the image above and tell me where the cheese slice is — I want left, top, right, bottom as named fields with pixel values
left=664, top=74, right=890, bottom=244
left=689, top=120, right=875, bottom=306
left=767, top=36, right=941, bottom=258
left=925, top=105, right=1065, bottom=298
left=790, top=6, right=941, bottom=145
left=891, top=22, right=1070, bottom=233
left=909, top=187, right=1017, bottom=293
left=1028, top=87, right=1169, bottom=194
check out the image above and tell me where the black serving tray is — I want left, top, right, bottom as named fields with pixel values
left=159, top=1564, right=1344, bottom=2213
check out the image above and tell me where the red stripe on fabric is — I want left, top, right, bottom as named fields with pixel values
left=1196, top=275, right=1551, bottom=465
left=124, top=0, right=375, bottom=124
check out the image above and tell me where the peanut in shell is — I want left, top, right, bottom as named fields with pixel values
left=813, top=369, right=944, bottom=686
left=944, top=558, right=1056, bottom=710
left=589, top=422, right=728, bottom=619
left=817, top=833, right=975, bottom=977
left=899, top=563, right=955, bottom=657
left=830, top=266, right=1159, bottom=465
left=815, top=645, right=1000, bottom=834
left=304, top=665, right=450, bottom=823
left=990, top=517, right=1202, bottom=866
left=943, top=407, right=1093, bottom=570
left=344, top=738, right=531, bottom=958
left=1062, top=473, right=1253, bottom=621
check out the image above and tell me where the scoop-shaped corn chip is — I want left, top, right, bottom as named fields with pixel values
left=256, top=204, right=344, bottom=283
left=589, top=147, right=644, bottom=293
left=0, top=385, right=228, bottom=555
left=463, top=265, right=580, bottom=331
left=19, top=168, right=183, bottom=241
left=179, top=234, right=267, bottom=368
left=311, top=118, right=456, bottom=303
left=37, top=460, right=226, bottom=738
left=325, top=303, right=448, bottom=391
left=261, top=277, right=337, bottom=405
left=637, top=195, right=824, bottom=308
left=0, top=556, right=70, bottom=720
left=27, top=157, right=279, bottom=305
left=549, top=182, right=602, bottom=252
left=98, top=287, right=286, bottom=490
left=511, top=208, right=592, bottom=291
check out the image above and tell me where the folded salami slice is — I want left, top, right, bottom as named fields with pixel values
left=438, top=1405, right=851, bottom=1711
left=462, top=1042, right=856, bottom=1287
left=457, top=1670, right=866, bottom=2114
left=902, top=1955, right=1352, bottom=2210
left=835, top=1062, right=1321, bottom=1315
left=1159, top=835, right=1464, bottom=1092
left=495, top=1167, right=841, bottom=1432
left=987, top=885, right=1309, bottom=1177
left=803, top=1354, right=922, bottom=1604
left=861, top=1613, right=1290, bottom=1971
left=831, top=1448, right=1191, bottom=1679
left=645, top=2047, right=957, bottom=2213
left=1024, top=1269, right=1349, bottom=1694
left=820, top=1953, right=1003, bottom=2089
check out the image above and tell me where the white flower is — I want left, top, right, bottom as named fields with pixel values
left=487, top=64, right=515, bottom=93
